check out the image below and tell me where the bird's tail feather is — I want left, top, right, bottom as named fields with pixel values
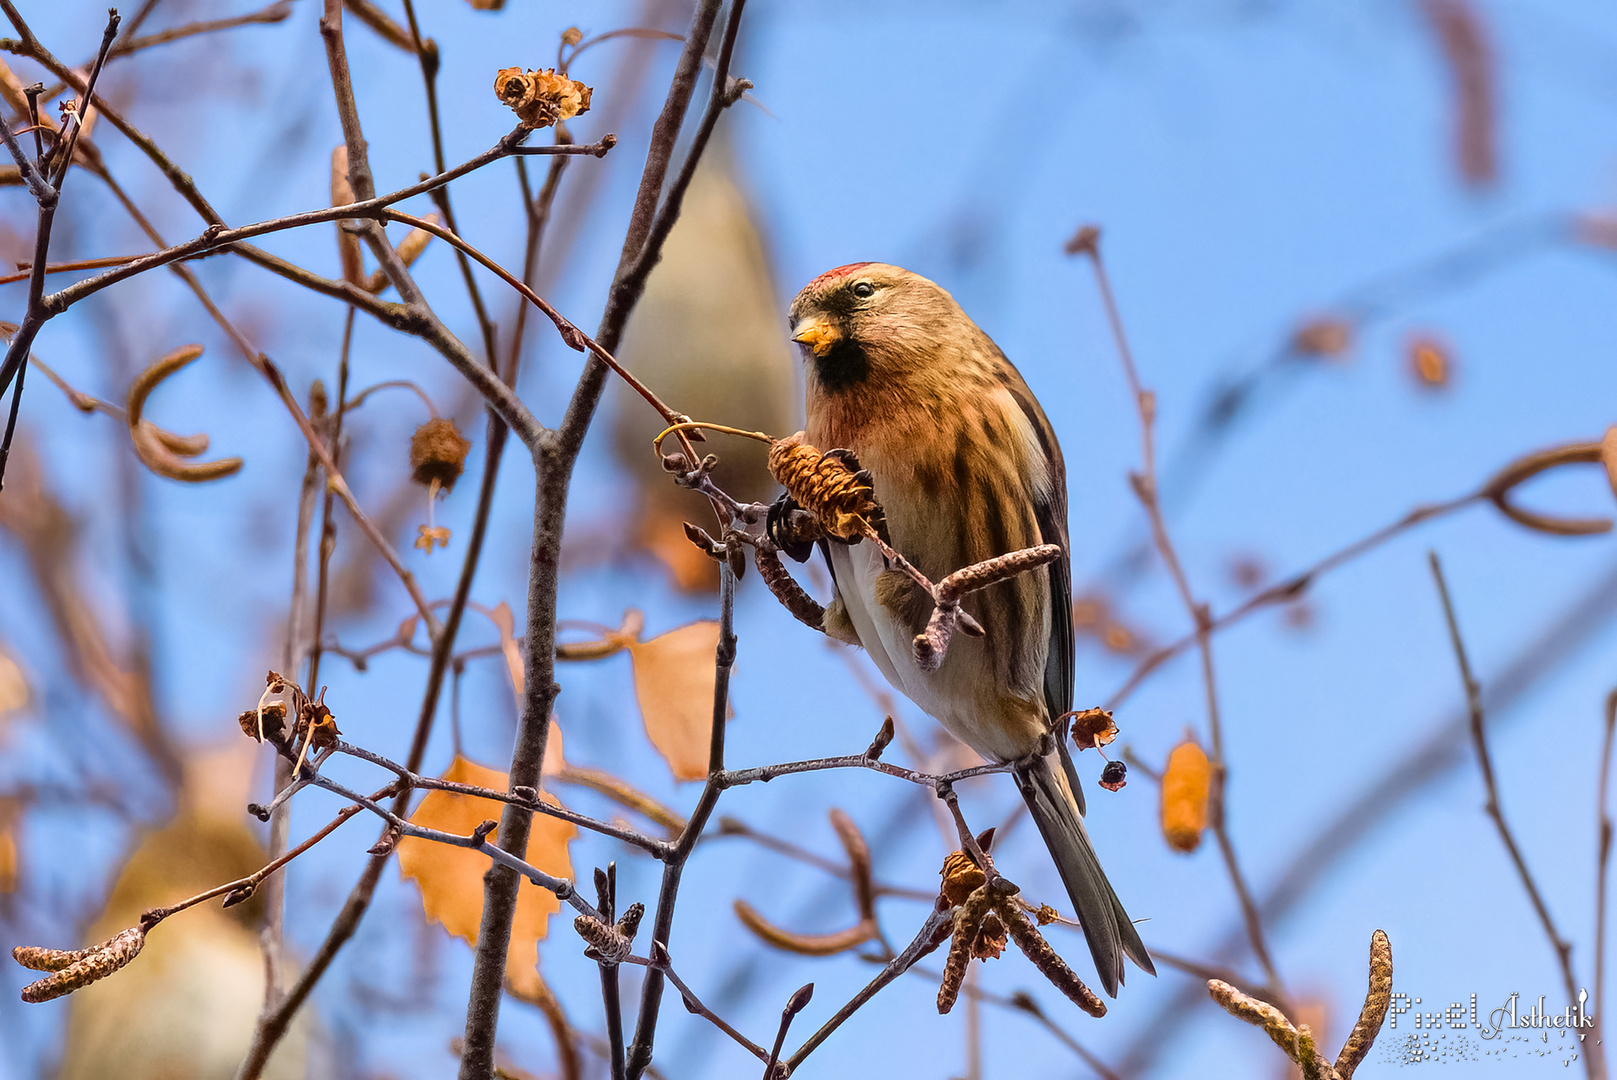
left=1015, top=747, right=1154, bottom=997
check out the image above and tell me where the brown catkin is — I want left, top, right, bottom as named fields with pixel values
left=1001, top=904, right=1106, bottom=1018
left=18, top=926, right=147, bottom=1003
left=937, top=887, right=993, bottom=1014
left=754, top=548, right=827, bottom=631
left=1161, top=738, right=1212, bottom=853
left=13, top=945, right=91, bottom=973
left=410, top=418, right=471, bottom=493
left=766, top=433, right=886, bottom=543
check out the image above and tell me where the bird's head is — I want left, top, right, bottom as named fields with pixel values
left=788, top=263, right=959, bottom=393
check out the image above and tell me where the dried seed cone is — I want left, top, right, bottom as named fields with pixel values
left=238, top=700, right=287, bottom=744
left=1068, top=707, right=1117, bottom=750
left=767, top=432, right=887, bottom=543
left=493, top=66, right=593, bottom=129
left=1161, top=738, right=1212, bottom=853
left=17, top=925, right=147, bottom=1003
left=971, top=909, right=1008, bottom=961
left=574, top=914, right=632, bottom=963
left=939, top=850, right=986, bottom=907
left=410, top=418, right=471, bottom=493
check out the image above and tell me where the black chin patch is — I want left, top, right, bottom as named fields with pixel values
left=812, top=334, right=871, bottom=393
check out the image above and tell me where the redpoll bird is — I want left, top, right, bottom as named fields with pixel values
left=789, top=263, right=1154, bottom=997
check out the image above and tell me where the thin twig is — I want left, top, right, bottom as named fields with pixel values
left=1597, top=689, right=1617, bottom=1073
left=111, top=1, right=292, bottom=57
left=1117, top=558, right=1617, bottom=1076
left=307, top=775, right=599, bottom=919
left=630, top=943, right=770, bottom=1065
left=142, top=786, right=393, bottom=926
left=327, top=740, right=666, bottom=855
left=625, top=553, right=737, bottom=1077
left=1076, top=230, right=1285, bottom=1000
left=1427, top=551, right=1590, bottom=1078
left=785, top=902, right=954, bottom=1070
left=0, top=7, right=118, bottom=489
left=1104, top=493, right=1482, bottom=710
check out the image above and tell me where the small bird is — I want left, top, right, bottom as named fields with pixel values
left=788, top=262, right=1154, bottom=997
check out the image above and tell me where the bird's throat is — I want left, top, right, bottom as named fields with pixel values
left=810, top=335, right=872, bottom=394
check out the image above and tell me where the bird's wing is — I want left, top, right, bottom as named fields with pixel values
left=815, top=538, right=863, bottom=647
left=994, top=361, right=1072, bottom=723
left=996, top=358, right=1079, bottom=811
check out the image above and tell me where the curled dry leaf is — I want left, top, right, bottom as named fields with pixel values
left=126, top=345, right=243, bottom=483
left=0, top=799, right=17, bottom=893
left=330, top=146, right=364, bottom=286
left=488, top=600, right=528, bottom=703
left=1602, top=425, right=1617, bottom=501
left=733, top=899, right=877, bottom=957
left=1161, top=739, right=1212, bottom=853
left=1482, top=439, right=1614, bottom=536
left=397, top=756, right=577, bottom=999
left=628, top=620, right=723, bottom=781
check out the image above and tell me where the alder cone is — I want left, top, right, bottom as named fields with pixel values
left=611, top=145, right=797, bottom=591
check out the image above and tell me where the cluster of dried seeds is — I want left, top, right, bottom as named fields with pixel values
left=493, top=67, right=593, bottom=129
left=934, top=850, right=1105, bottom=1019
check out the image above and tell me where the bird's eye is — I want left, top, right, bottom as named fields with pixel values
left=852, top=281, right=875, bottom=298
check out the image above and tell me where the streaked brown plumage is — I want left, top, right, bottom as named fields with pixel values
left=789, top=263, right=1154, bottom=997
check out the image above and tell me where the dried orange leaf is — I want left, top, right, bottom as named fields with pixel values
left=398, top=756, right=576, bottom=991
left=542, top=717, right=566, bottom=777
left=1161, top=739, right=1212, bottom=853
left=1602, top=426, right=1617, bottom=501
left=489, top=601, right=526, bottom=701
left=330, top=146, right=364, bottom=286
left=628, top=621, right=721, bottom=781
left=0, top=646, right=27, bottom=722
left=0, top=802, right=16, bottom=893
left=1291, top=316, right=1353, bottom=358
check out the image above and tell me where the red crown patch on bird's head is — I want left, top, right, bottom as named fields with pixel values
left=805, top=262, right=876, bottom=292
